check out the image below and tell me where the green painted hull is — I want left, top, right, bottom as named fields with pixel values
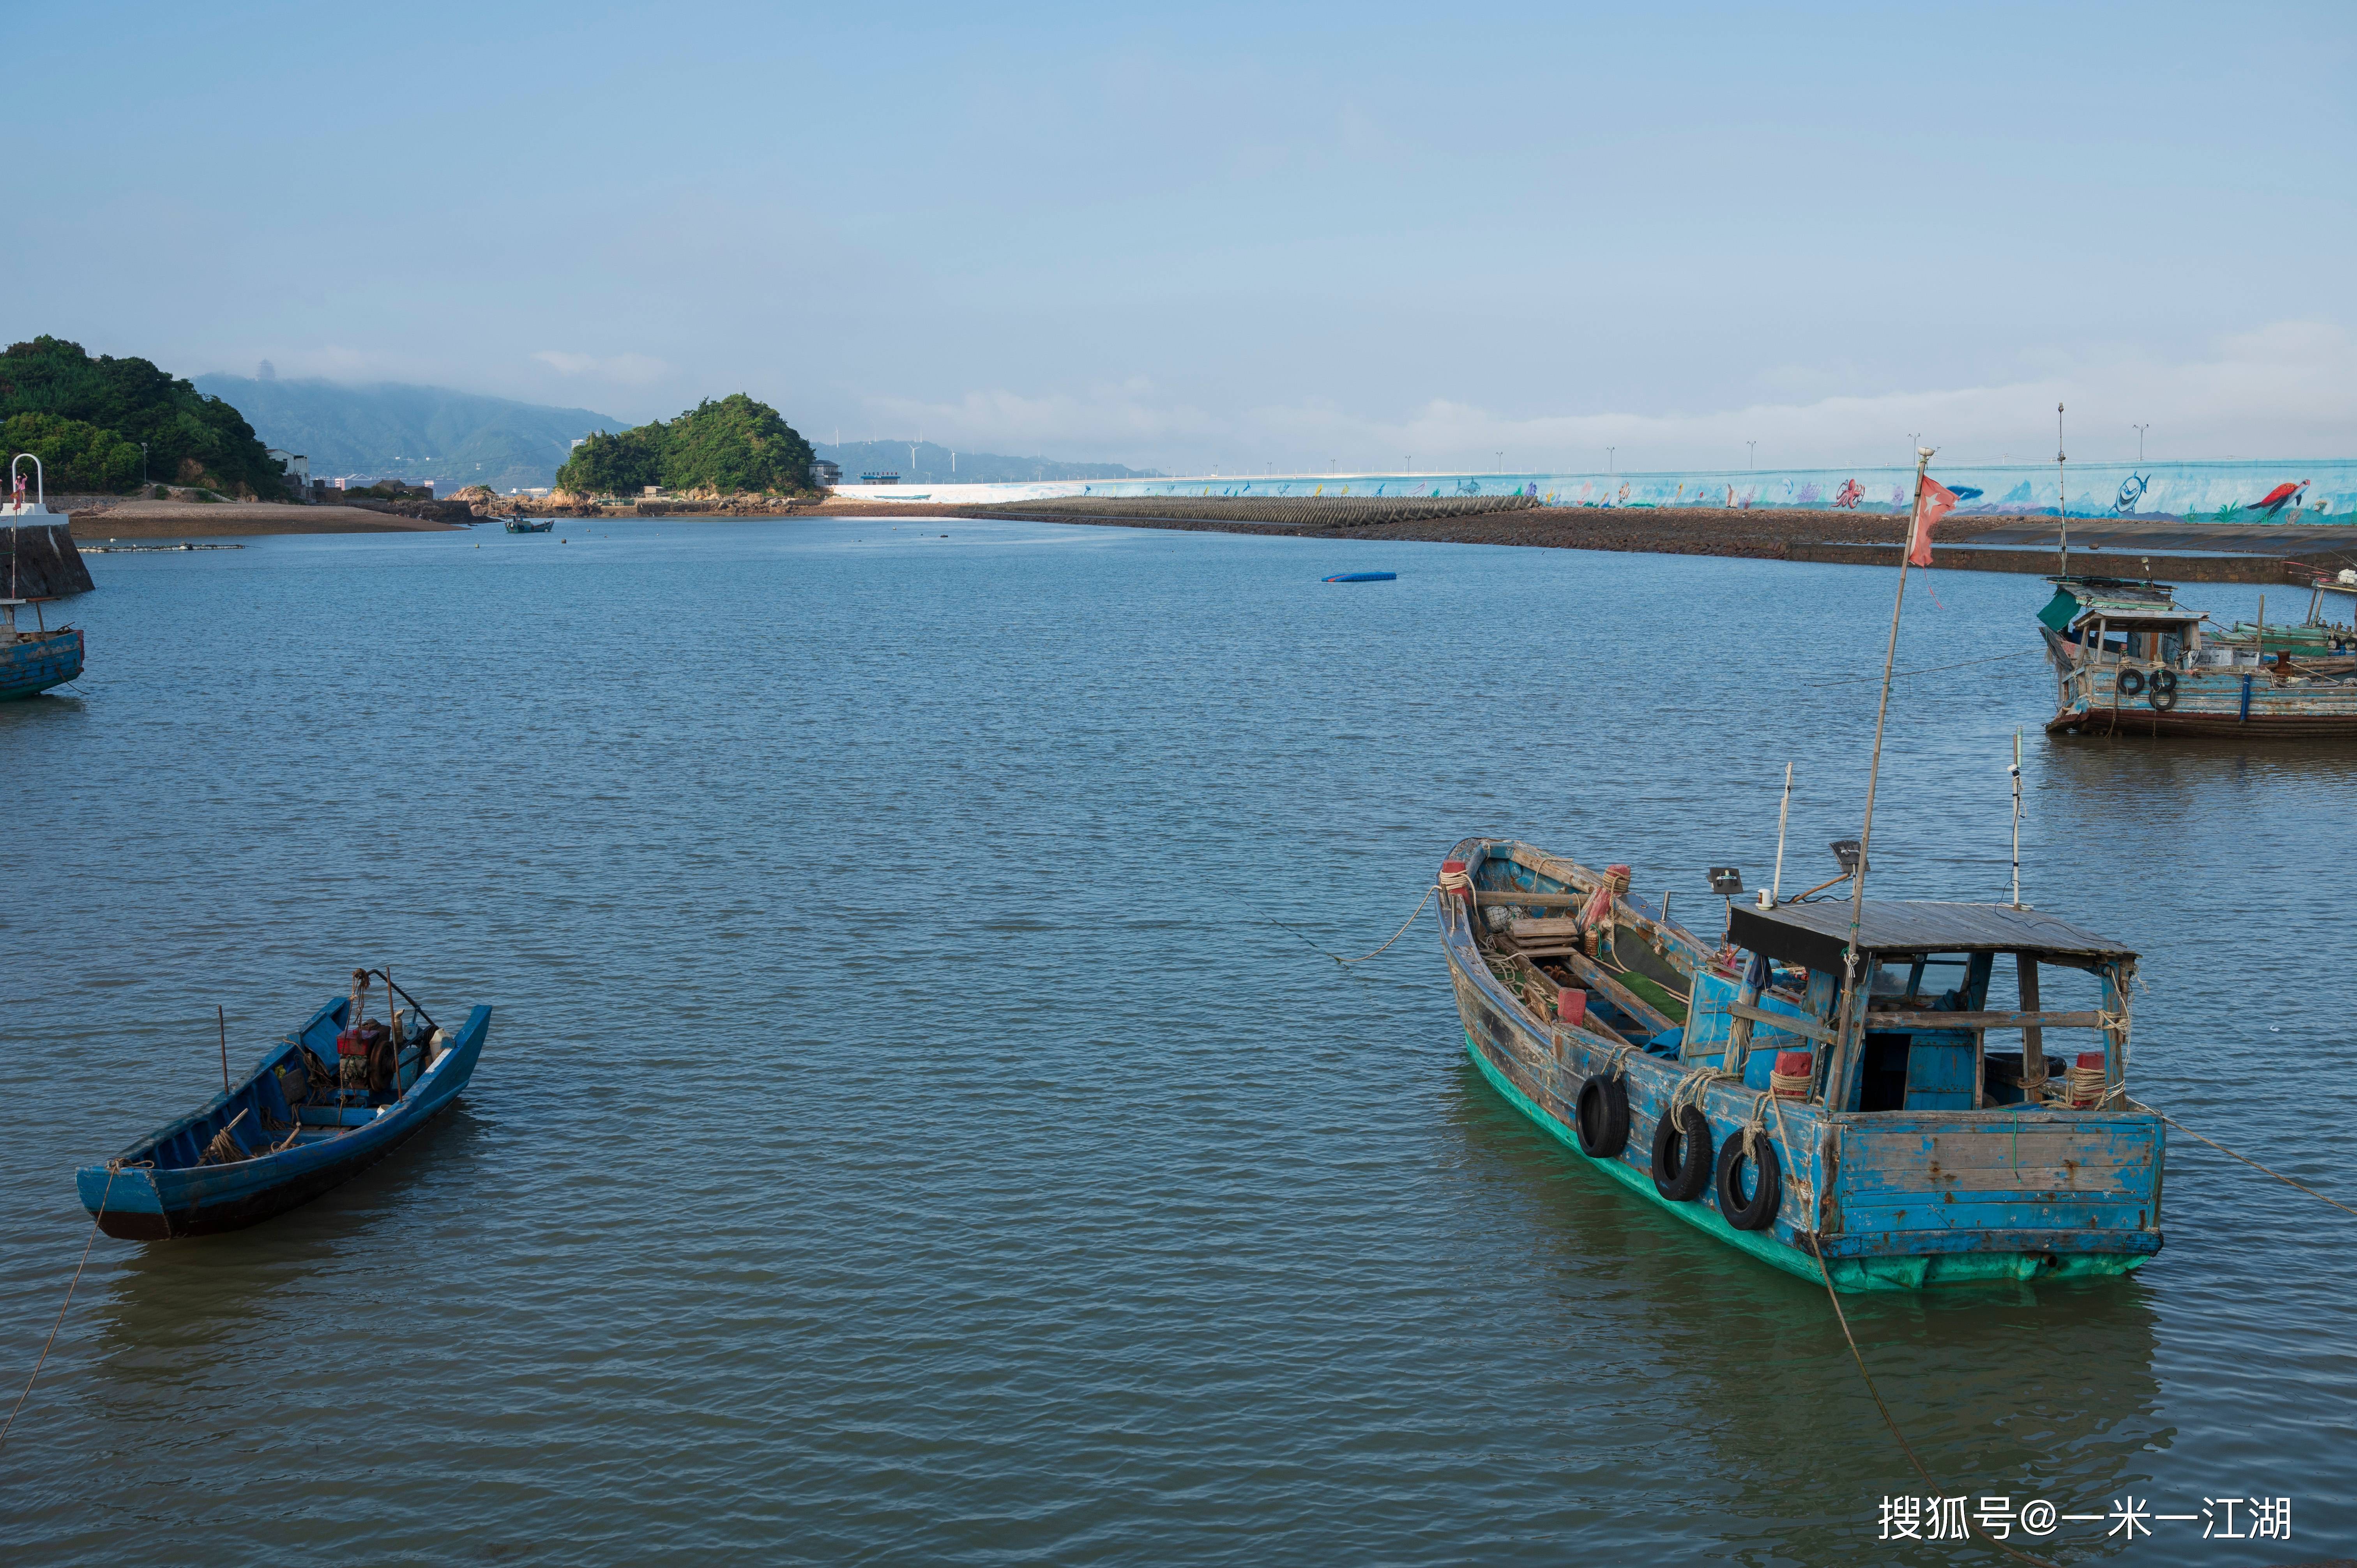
left=1463, top=1031, right=2147, bottom=1294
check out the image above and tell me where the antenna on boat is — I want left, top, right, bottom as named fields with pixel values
left=218, top=1005, right=230, bottom=1093
left=2009, top=729, right=2024, bottom=908
left=1767, top=761, right=1793, bottom=907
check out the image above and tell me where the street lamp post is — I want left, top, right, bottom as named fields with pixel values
left=1746, top=440, right=1756, bottom=470
left=1495, top=451, right=1504, bottom=474
left=2133, top=423, right=2150, bottom=463
left=1607, top=446, right=1615, bottom=475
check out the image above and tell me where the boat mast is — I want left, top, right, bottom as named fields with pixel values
left=2055, top=403, right=2068, bottom=574
left=1768, top=761, right=1793, bottom=907
left=1828, top=448, right=1932, bottom=1106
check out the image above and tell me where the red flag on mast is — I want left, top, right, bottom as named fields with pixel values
left=1907, top=476, right=1959, bottom=567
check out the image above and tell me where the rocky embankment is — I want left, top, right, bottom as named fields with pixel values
left=459, top=486, right=815, bottom=519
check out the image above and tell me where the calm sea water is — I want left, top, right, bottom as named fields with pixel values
left=3, top=517, right=2353, bottom=1564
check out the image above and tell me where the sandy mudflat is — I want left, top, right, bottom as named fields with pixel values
left=67, top=500, right=463, bottom=539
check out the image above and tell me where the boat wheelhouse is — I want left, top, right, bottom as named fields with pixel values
left=1442, top=839, right=2162, bottom=1291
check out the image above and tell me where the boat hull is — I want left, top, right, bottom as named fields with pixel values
left=1, top=629, right=83, bottom=699
left=1444, top=839, right=2162, bottom=1293
left=2044, top=628, right=2357, bottom=737
left=77, top=1001, right=491, bottom=1240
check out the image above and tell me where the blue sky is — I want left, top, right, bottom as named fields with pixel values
left=11, top=1, right=2353, bottom=472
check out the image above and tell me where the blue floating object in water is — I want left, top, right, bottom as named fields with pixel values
left=1322, top=572, right=1396, bottom=583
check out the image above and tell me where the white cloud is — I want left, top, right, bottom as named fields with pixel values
left=862, top=321, right=2357, bottom=473
left=532, top=350, right=673, bottom=385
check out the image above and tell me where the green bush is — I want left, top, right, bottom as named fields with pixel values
left=2, top=411, right=144, bottom=492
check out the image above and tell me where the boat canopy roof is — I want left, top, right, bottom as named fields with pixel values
left=1727, top=899, right=2135, bottom=972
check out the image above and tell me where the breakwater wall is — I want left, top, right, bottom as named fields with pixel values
left=3, top=523, right=96, bottom=597
left=833, top=457, right=2357, bottom=524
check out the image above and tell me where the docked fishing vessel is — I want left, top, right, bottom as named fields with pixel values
left=4, top=455, right=84, bottom=698
left=1441, top=841, right=2162, bottom=1291
left=2039, top=572, right=2357, bottom=736
left=77, top=971, right=491, bottom=1238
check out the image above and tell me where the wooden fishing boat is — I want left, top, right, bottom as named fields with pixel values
left=76, top=972, right=491, bottom=1239
left=505, top=518, right=555, bottom=533
left=1441, top=840, right=2163, bottom=1291
left=2, top=598, right=81, bottom=699
left=2039, top=572, right=2357, bottom=737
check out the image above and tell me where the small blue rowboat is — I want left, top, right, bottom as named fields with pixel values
left=1322, top=571, right=1396, bottom=583
left=77, top=974, right=491, bottom=1239
left=2, top=598, right=81, bottom=700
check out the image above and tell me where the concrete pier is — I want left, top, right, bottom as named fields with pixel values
left=3, top=523, right=96, bottom=597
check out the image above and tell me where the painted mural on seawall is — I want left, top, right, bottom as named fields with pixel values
left=830, top=457, right=2357, bottom=522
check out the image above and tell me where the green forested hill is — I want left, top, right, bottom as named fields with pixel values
left=2, top=337, right=284, bottom=495
left=554, top=394, right=815, bottom=495
left=191, top=376, right=625, bottom=493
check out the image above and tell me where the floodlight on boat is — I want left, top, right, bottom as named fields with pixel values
left=1829, top=840, right=1866, bottom=876
left=1706, top=866, right=1744, bottom=895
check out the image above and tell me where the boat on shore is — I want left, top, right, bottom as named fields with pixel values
left=77, top=971, right=491, bottom=1239
left=505, top=518, right=555, bottom=533
left=1440, top=839, right=2162, bottom=1291
left=2039, top=571, right=2357, bottom=736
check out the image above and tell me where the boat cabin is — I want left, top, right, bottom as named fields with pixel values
left=2037, top=575, right=2206, bottom=669
left=1719, top=899, right=2134, bottom=1113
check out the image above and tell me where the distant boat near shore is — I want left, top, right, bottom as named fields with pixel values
left=2039, top=570, right=2357, bottom=737
left=505, top=518, right=554, bottom=533
left=4, top=454, right=85, bottom=698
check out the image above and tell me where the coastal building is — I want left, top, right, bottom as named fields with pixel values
left=810, top=459, right=841, bottom=487
left=267, top=448, right=310, bottom=500
left=859, top=471, right=900, bottom=486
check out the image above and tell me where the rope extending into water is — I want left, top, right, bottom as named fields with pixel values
left=1760, top=1093, right=2060, bottom=1568
left=2128, top=1097, right=2357, bottom=1219
left=0, top=1168, right=114, bottom=1453
left=1269, top=881, right=1440, bottom=967
left=1812, top=648, right=2042, bottom=686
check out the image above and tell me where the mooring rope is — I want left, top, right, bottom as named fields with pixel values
left=1812, top=648, right=2042, bottom=686
left=1759, top=1091, right=2060, bottom=1568
left=2127, top=1098, right=2357, bottom=1220
left=0, top=1168, right=115, bottom=1453
left=1268, top=881, right=1442, bottom=967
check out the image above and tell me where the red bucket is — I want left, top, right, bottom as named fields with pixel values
left=1556, top=988, right=1587, bottom=1028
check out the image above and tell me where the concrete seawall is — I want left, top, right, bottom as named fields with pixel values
left=3, top=523, right=96, bottom=597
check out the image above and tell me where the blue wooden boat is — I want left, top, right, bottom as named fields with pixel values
left=1442, top=840, right=2163, bottom=1291
left=2, top=601, right=81, bottom=699
left=77, top=975, right=491, bottom=1239
left=505, top=518, right=555, bottom=533
left=1322, top=571, right=1396, bottom=582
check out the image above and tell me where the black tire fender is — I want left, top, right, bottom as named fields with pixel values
left=2117, top=667, right=2147, bottom=697
left=1576, top=1074, right=1630, bottom=1158
left=1650, top=1105, right=1713, bottom=1201
left=1714, top=1128, right=1783, bottom=1231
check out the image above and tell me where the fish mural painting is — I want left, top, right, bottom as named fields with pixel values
left=2115, top=473, right=2149, bottom=514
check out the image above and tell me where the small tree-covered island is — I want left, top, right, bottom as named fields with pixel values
left=553, top=394, right=816, bottom=498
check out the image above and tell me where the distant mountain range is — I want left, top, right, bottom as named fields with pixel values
left=816, top=439, right=1160, bottom=485
left=191, top=377, right=1163, bottom=493
left=191, top=376, right=626, bottom=493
